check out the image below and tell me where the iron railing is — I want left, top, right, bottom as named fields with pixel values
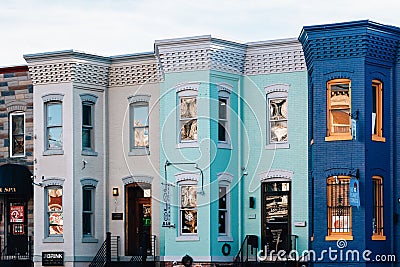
left=89, top=232, right=120, bottom=267
left=130, top=235, right=157, bottom=263
left=0, top=236, right=33, bottom=262
left=235, top=235, right=258, bottom=266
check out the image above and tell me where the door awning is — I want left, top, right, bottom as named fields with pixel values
left=0, top=164, right=32, bottom=196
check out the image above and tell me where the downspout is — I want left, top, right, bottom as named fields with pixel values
left=105, top=69, right=110, bottom=234
left=238, top=78, right=242, bottom=246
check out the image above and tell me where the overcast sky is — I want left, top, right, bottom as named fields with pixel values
left=1, top=0, right=400, bottom=67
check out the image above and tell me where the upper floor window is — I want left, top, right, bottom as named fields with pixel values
left=82, top=102, right=94, bottom=150
left=265, top=84, right=290, bottom=149
left=131, top=103, right=149, bottom=148
left=326, top=79, right=352, bottom=141
left=372, top=80, right=385, bottom=142
left=217, top=172, right=233, bottom=241
left=372, top=176, right=385, bottom=240
left=83, top=186, right=95, bottom=238
left=46, top=102, right=63, bottom=150
left=47, top=187, right=63, bottom=236
left=218, top=85, right=231, bottom=149
left=10, top=112, right=25, bottom=157
left=179, top=182, right=197, bottom=236
left=326, top=176, right=352, bottom=240
left=180, top=96, right=197, bottom=142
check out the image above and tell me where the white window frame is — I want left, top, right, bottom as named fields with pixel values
left=44, top=186, right=64, bottom=243
left=82, top=102, right=95, bottom=151
left=218, top=84, right=231, bottom=149
left=218, top=172, right=233, bottom=242
left=265, top=84, right=290, bottom=149
left=43, top=93, right=64, bottom=156
left=80, top=178, right=99, bottom=242
left=82, top=186, right=95, bottom=238
left=9, top=111, right=25, bottom=157
left=128, top=95, right=151, bottom=156
left=175, top=172, right=200, bottom=241
left=176, top=83, right=200, bottom=148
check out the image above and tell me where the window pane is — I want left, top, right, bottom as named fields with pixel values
left=219, top=99, right=227, bottom=120
left=12, top=136, right=24, bottom=155
left=48, top=188, right=63, bottom=235
left=134, top=127, right=149, bottom=147
left=181, top=210, right=197, bottom=234
left=180, top=119, right=197, bottom=141
left=82, top=128, right=92, bottom=148
left=82, top=213, right=92, bottom=235
left=133, top=105, right=149, bottom=127
left=218, top=121, right=226, bottom=142
left=331, top=110, right=350, bottom=133
left=219, top=187, right=227, bottom=209
left=181, top=186, right=197, bottom=208
left=12, top=114, right=24, bottom=135
left=180, top=98, right=197, bottom=119
left=330, top=85, right=350, bottom=108
left=47, top=103, right=62, bottom=127
left=83, top=189, right=92, bottom=212
left=270, top=99, right=287, bottom=120
left=270, top=121, right=288, bottom=142
left=48, top=127, right=63, bottom=149
left=219, top=210, right=226, bottom=234
left=82, top=104, right=92, bottom=126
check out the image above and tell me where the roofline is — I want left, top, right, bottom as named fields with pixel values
left=0, top=65, right=28, bottom=74
left=24, top=49, right=110, bottom=64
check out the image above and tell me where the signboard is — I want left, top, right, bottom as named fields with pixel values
left=162, top=182, right=172, bottom=227
left=112, top=213, right=123, bottom=220
left=10, top=205, right=24, bottom=223
left=42, top=252, right=64, bottom=266
left=349, top=177, right=360, bottom=207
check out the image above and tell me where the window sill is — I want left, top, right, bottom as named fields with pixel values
left=218, top=142, right=232, bottom=150
left=372, top=235, right=386, bottom=241
left=128, top=147, right=150, bottom=156
left=218, top=235, right=233, bottom=242
left=10, top=154, right=26, bottom=158
left=82, top=150, right=98, bottom=156
left=176, top=142, right=198, bottom=149
left=265, top=143, right=290, bottom=150
left=43, top=236, right=64, bottom=243
left=176, top=235, right=200, bottom=241
left=82, top=236, right=99, bottom=243
left=43, top=149, right=64, bottom=156
left=325, top=135, right=353, bottom=142
left=325, top=235, right=353, bottom=241
left=372, top=135, right=386, bottom=142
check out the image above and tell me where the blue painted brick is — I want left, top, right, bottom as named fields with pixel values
left=1, top=91, right=14, bottom=96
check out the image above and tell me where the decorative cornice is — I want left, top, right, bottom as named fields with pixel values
left=6, top=101, right=27, bottom=113
left=127, top=94, right=151, bottom=104
left=217, top=172, right=233, bottom=184
left=217, top=83, right=233, bottom=93
left=259, top=169, right=293, bottom=182
left=80, top=178, right=99, bottom=187
left=80, top=93, right=98, bottom=103
left=42, top=177, right=65, bottom=187
left=42, top=93, right=64, bottom=103
left=175, top=82, right=201, bottom=93
left=265, top=83, right=290, bottom=94
left=175, top=172, right=200, bottom=183
left=122, top=175, right=153, bottom=185
left=109, top=61, right=161, bottom=87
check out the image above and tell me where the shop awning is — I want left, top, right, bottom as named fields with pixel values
left=0, top=164, right=33, bottom=196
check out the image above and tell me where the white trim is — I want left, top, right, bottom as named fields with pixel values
left=218, top=89, right=231, bottom=147
left=258, top=169, right=293, bottom=182
left=217, top=82, right=233, bottom=93
left=266, top=88, right=289, bottom=146
left=175, top=235, right=200, bottom=241
left=217, top=172, right=233, bottom=184
left=217, top=173, right=232, bottom=240
left=41, top=177, right=65, bottom=187
left=264, top=83, right=290, bottom=94
left=175, top=172, right=199, bottom=183
left=218, top=235, right=234, bottom=242
left=80, top=178, right=99, bottom=187
left=42, top=93, right=64, bottom=103
left=9, top=111, right=26, bottom=158
left=80, top=93, right=98, bottom=103
left=122, top=175, right=153, bottom=185
left=175, top=82, right=200, bottom=93
left=127, top=94, right=151, bottom=104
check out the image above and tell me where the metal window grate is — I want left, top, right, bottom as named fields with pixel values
left=327, top=177, right=352, bottom=234
left=373, top=177, right=384, bottom=236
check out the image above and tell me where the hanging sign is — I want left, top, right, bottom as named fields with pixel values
left=162, top=182, right=172, bottom=227
left=351, top=119, right=357, bottom=140
left=349, top=177, right=360, bottom=207
left=10, top=205, right=24, bottom=223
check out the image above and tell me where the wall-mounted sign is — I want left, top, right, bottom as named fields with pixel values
left=0, top=187, right=17, bottom=193
left=42, top=252, right=64, bottom=266
left=349, top=177, right=360, bottom=207
left=162, top=182, right=172, bottom=227
left=10, top=205, right=24, bottom=223
left=112, top=213, right=123, bottom=220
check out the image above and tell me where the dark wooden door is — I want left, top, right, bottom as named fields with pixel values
left=7, top=201, right=28, bottom=255
left=262, top=182, right=291, bottom=252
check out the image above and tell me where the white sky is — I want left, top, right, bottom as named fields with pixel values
left=1, top=0, right=400, bottom=67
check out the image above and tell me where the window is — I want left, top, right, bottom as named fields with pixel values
left=372, top=176, right=385, bottom=240
left=179, top=183, right=197, bottom=235
left=129, top=103, right=149, bottom=152
left=269, top=97, right=288, bottom=143
left=83, top=186, right=94, bottom=237
left=46, top=102, right=63, bottom=150
left=82, top=102, right=94, bottom=150
left=218, top=99, right=228, bottom=142
left=179, top=96, right=197, bottom=142
left=372, top=80, right=385, bottom=142
left=47, top=187, right=63, bottom=236
left=326, top=79, right=352, bottom=141
left=10, top=112, right=25, bottom=157
left=326, top=176, right=352, bottom=240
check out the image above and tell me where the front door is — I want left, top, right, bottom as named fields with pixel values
left=7, top=200, right=28, bottom=255
left=126, top=184, right=152, bottom=256
left=262, top=181, right=291, bottom=252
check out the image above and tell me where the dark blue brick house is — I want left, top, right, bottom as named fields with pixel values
left=299, top=21, right=400, bottom=266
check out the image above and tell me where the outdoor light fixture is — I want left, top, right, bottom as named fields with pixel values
left=112, top=187, right=119, bottom=196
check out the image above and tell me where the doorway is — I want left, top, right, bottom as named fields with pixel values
left=262, top=181, right=291, bottom=252
left=7, top=200, right=28, bottom=255
left=126, top=183, right=152, bottom=256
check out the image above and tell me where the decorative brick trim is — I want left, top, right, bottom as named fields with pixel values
left=122, top=175, right=153, bottom=185
left=80, top=177, right=99, bottom=187
left=109, top=62, right=161, bottom=86
left=6, top=101, right=27, bottom=113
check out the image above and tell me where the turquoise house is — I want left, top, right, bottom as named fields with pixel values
left=156, top=36, right=308, bottom=263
